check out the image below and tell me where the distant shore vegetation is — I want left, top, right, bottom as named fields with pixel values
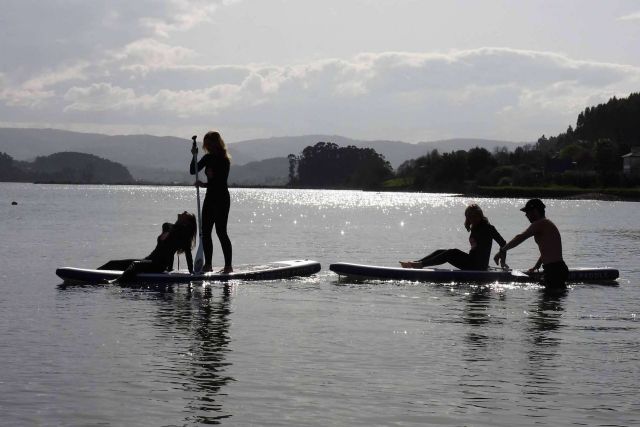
left=287, top=142, right=394, bottom=189
left=1, top=93, right=639, bottom=200
left=0, top=151, right=134, bottom=184
left=285, top=93, right=639, bottom=199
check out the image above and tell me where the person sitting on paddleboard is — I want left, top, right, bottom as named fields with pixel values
left=400, top=204, right=506, bottom=270
left=98, top=211, right=197, bottom=282
left=494, top=198, right=568, bottom=288
left=190, top=131, right=233, bottom=273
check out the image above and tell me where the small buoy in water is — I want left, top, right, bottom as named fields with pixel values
left=11, top=201, right=17, bottom=205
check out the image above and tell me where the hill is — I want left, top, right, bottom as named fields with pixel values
left=1, top=151, right=134, bottom=184
left=229, top=157, right=289, bottom=186
left=0, top=128, right=256, bottom=175
left=0, top=128, right=527, bottom=184
left=227, top=135, right=525, bottom=169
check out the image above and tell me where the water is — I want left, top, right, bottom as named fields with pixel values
left=1, top=183, right=638, bottom=426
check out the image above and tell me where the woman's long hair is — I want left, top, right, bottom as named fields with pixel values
left=464, top=204, right=489, bottom=231
left=174, top=212, right=197, bottom=253
left=203, top=131, right=231, bottom=161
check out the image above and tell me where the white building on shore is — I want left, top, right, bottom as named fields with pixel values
left=622, top=147, right=640, bottom=176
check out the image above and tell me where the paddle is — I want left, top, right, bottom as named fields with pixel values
left=191, top=135, right=205, bottom=274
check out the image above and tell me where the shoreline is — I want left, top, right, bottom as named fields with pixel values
left=4, top=181, right=640, bottom=201
left=461, top=186, right=640, bottom=202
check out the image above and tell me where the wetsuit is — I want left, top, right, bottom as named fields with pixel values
left=99, top=222, right=193, bottom=281
left=190, top=154, right=232, bottom=268
left=98, top=223, right=175, bottom=271
left=418, top=221, right=506, bottom=270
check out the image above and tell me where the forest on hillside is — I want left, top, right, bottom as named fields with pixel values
left=395, top=93, right=640, bottom=191
left=0, top=152, right=134, bottom=184
left=3, top=94, right=638, bottom=191
left=287, top=93, right=640, bottom=191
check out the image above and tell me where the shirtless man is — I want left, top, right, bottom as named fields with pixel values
left=493, top=199, right=569, bottom=288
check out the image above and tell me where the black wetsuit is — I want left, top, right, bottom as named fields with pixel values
left=99, top=223, right=175, bottom=271
left=418, top=221, right=506, bottom=270
left=190, top=154, right=232, bottom=268
left=98, top=222, right=193, bottom=281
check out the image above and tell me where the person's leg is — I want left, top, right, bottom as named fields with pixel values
left=214, top=199, right=232, bottom=272
left=115, top=260, right=160, bottom=283
left=417, top=249, right=447, bottom=267
left=543, top=261, right=569, bottom=289
left=443, top=249, right=474, bottom=270
left=98, top=259, right=138, bottom=270
left=201, top=196, right=214, bottom=270
left=421, top=248, right=473, bottom=270
left=401, top=249, right=448, bottom=268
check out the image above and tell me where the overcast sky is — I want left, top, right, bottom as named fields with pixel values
left=1, top=0, right=639, bottom=143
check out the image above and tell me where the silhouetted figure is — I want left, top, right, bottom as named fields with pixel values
left=190, top=131, right=233, bottom=273
left=99, top=211, right=197, bottom=282
left=494, top=199, right=568, bottom=289
left=401, top=204, right=506, bottom=270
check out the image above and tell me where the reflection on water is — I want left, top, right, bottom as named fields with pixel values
left=62, top=283, right=235, bottom=425
left=462, top=286, right=494, bottom=348
left=166, top=285, right=233, bottom=424
left=3, top=184, right=639, bottom=426
left=523, top=288, right=567, bottom=398
left=150, top=284, right=234, bottom=425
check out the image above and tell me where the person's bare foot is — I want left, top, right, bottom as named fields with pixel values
left=219, top=266, right=233, bottom=274
left=203, top=264, right=213, bottom=272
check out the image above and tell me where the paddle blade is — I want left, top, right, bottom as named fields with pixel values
left=193, top=243, right=205, bottom=274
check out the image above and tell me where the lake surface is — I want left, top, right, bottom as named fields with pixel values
left=1, top=183, right=639, bottom=426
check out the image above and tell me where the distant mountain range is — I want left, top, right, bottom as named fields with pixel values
left=230, top=135, right=528, bottom=169
left=0, top=128, right=528, bottom=184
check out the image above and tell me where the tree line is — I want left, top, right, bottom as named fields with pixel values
left=288, top=92, right=639, bottom=191
left=0, top=151, right=134, bottom=184
left=287, top=142, right=394, bottom=189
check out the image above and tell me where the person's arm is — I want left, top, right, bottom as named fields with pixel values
left=493, top=223, right=537, bottom=265
left=189, top=154, right=207, bottom=175
left=492, top=225, right=507, bottom=249
left=190, top=156, right=209, bottom=187
left=528, top=256, right=542, bottom=273
left=185, top=247, right=194, bottom=274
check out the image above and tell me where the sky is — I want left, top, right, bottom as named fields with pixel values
left=1, top=0, right=639, bottom=143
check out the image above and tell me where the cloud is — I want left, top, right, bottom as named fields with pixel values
left=0, top=0, right=240, bottom=76
left=4, top=47, right=640, bottom=141
left=140, top=0, right=241, bottom=37
left=64, top=83, right=142, bottom=112
left=618, top=11, right=640, bottom=21
left=22, top=63, right=90, bottom=91
left=110, top=39, right=199, bottom=74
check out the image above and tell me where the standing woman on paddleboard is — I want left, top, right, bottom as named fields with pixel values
left=190, top=131, right=233, bottom=273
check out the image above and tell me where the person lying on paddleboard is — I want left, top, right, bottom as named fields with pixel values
left=98, top=211, right=197, bottom=282
left=400, top=204, right=506, bottom=270
left=494, top=198, right=568, bottom=288
left=190, top=131, right=233, bottom=273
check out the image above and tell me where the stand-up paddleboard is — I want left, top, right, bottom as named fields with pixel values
left=329, top=262, right=619, bottom=284
left=57, top=259, right=321, bottom=285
